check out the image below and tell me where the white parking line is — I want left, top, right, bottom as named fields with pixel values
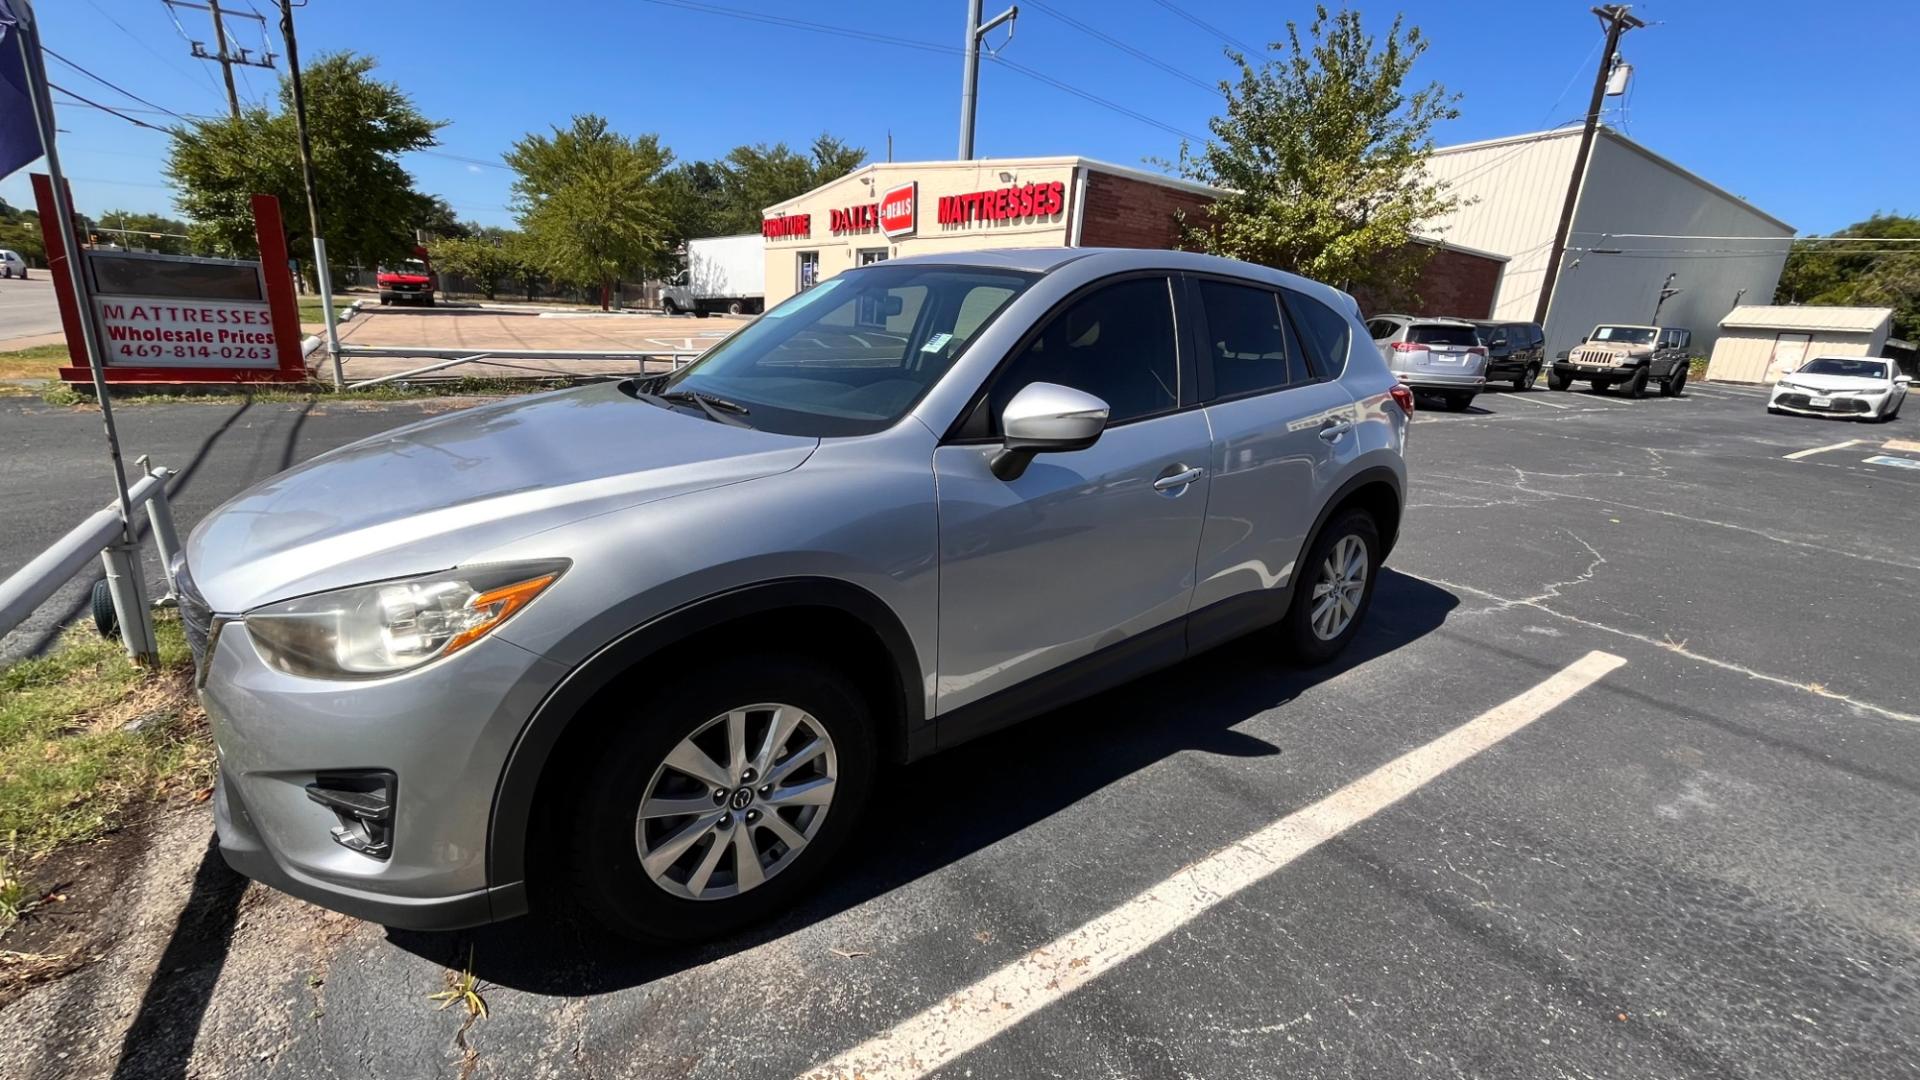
left=1783, top=438, right=1864, bottom=460
left=800, top=650, right=1628, bottom=1080
left=1504, top=393, right=1574, bottom=410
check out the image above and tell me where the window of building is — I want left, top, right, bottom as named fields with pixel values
left=1196, top=278, right=1305, bottom=398
left=858, top=249, right=889, bottom=266
left=797, top=250, right=820, bottom=291
left=985, top=276, right=1179, bottom=429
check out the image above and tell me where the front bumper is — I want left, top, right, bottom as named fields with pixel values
left=1394, top=371, right=1486, bottom=391
left=1553, top=361, right=1636, bottom=381
left=1770, top=390, right=1879, bottom=417
left=201, top=618, right=569, bottom=930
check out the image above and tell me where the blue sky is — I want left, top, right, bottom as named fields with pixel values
left=7, top=0, right=1915, bottom=235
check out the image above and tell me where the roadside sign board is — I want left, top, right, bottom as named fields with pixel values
left=880, top=181, right=917, bottom=238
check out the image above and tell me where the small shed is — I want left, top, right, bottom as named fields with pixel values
left=1706, top=305, right=1893, bottom=384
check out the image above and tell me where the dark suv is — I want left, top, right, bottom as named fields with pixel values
left=1468, top=320, right=1546, bottom=391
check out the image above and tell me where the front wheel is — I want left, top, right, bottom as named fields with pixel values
left=1547, top=370, right=1573, bottom=391
left=661, top=298, right=680, bottom=316
left=1626, top=366, right=1650, bottom=398
left=565, top=656, right=876, bottom=944
left=1278, top=510, right=1381, bottom=666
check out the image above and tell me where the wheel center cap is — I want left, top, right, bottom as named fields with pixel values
left=730, top=787, right=755, bottom=810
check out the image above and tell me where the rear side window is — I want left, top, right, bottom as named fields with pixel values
left=1529, top=325, right=1545, bottom=348
left=1284, top=291, right=1353, bottom=375
left=1196, top=279, right=1308, bottom=398
left=1366, top=319, right=1398, bottom=340
left=1407, top=324, right=1478, bottom=347
left=987, top=276, right=1180, bottom=428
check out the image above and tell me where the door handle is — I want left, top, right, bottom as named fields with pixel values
left=1318, top=418, right=1354, bottom=441
left=1152, top=466, right=1204, bottom=491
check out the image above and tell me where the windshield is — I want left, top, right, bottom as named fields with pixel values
left=1408, top=324, right=1479, bottom=347
left=1591, top=326, right=1656, bottom=345
left=1799, top=357, right=1888, bottom=379
left=659, top=264, right=1037, bottom=436
left=380, top=259, right=428, bottom=275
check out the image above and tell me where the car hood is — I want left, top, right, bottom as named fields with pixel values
left=1779, top=373, right=1887, bottom=392
left=186, top=382, right=818, bottom=611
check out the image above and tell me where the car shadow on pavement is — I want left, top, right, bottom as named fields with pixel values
left=386, top=568, right=1459, bottom=995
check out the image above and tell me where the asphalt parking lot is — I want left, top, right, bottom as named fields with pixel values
left=2, top=380, right=1917, bottom=1078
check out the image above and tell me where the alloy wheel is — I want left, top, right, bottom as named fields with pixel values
left=635, top=703, right=838, bottom=900
left=1309, top=534, right=1369, bottom=641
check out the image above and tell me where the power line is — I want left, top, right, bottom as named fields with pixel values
left=419, top=149, right=514, bottom=171
left=632, top=0, right=1203, bottom=144
left=47, top=82, right=171, bottom=131
left=1147, top=0, right=1262, bottom=55
left=75, top=0, right=224, bottom=102
left=1024, top=0, right=1220, bottom=95
left=44, top=47, right=189, bottom=121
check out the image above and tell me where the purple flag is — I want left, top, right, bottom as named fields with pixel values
left=0, top=0, right=44, bottom=179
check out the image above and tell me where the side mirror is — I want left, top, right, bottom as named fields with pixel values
left=990, top=382, right=1109, bottom=481
left=1896, top=374, right=1913, bottom=386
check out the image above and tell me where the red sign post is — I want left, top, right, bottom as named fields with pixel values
left=33, top=178, right=308, bottom=385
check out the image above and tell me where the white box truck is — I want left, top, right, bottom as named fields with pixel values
left=661, top=234, right=765, bottom=316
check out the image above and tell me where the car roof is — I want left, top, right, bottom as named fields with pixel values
left=1374, top=314, right=1476, bottom=326
left=881, top=247, right=1361, bottom=315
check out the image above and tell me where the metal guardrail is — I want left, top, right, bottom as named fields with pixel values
left=337, top=345, right=703, bottom=389
left=0, top=458, right=180, bottom=665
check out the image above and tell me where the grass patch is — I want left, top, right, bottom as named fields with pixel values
left=0, top=618, right=209, bottom=891
left=0, top=344, right=70, bottom=381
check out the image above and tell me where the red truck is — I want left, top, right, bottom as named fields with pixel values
left=376, top=246, right=436, bottom=306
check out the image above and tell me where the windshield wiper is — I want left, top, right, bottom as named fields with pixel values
left=659, top=389, right=753, bottom=428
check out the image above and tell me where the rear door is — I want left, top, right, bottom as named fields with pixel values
left=932, top=274, right=1212, bottom=719
left=1187, top=275, right=1359, bottom=636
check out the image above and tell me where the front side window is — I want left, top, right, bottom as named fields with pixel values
left=660, top=265, right=1035, bottom=436
left=1197, top=279, right=1302, bottom=398
left=985, top=276, right=1180, bottom=430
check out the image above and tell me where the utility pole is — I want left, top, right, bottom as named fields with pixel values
left=958, top=0, right=1018, bottom=158
left=166, top=0, right=276, bottom=118
left=1533, top=4, right=1643, bottom=327
left=278, top=0, right=342, bottom=388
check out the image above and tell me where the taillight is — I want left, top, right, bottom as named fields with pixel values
left=1389, top=341, right=1421, bottom=352
left=1467, top=346, right=1488, bottom=357
left=1389, top=384, right=1415, bottom=416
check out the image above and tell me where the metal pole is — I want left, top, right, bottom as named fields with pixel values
left=1533, top=4, right=1642, bottom=329
left=208, top=0, right=240, bottom=118
left=959, top=0, right=982, bottom=158
left=16, top=0, right=155, bottom=663
left=278, top=0, right=341, bottom=388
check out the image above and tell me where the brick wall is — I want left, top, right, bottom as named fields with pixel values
left=1076, top=169, right=1214, bottom=248
left=1348, top=244, right=1504, bottom=320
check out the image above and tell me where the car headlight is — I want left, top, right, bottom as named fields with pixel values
left=244, top=561, right=567, bottom=679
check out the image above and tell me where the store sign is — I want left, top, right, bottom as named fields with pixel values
left=880, top=182, right=917, bottom=238
left=830, top=203, right=879, bottom=234
left=937, top=180, right=1065, bottom=227
left=95, top=299, right=278, bottom=367
left=762, top=213, right=812, bottom=240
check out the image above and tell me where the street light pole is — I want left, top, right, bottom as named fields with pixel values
left=1533, top=4, right=1644, bottom=327
left=957, top=0, right=1017, bottom=159
left=278, top=0, right=342, bottom=388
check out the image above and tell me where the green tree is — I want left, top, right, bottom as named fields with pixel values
left=1776, top=214, right=1920, bottom=342
left=0, top=197, right=44, bottom=265
left=1177, top=5, right=1458, bottom=303
left=428, top=232, right=514, bottom=299
left=95, top=209, right=198, bottom=255
left=506, top=114, right=672, bottom=309
left=704, top=135, right=865, bottom=236
left=166, top=52, right=444, bottom=285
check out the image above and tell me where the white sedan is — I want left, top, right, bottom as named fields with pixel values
left=1768, top=356, right=1910, bottom=422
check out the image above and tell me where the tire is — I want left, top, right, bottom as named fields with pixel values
left=1514, top=364, right=1539, bottom=392
left=661, top=298, right=679, bottom=316
left=1625, top=366, right=1651, bottom=399
left=694, top=309, right=711, bottom=319
left=1442, top=391, right=1475, bottom=411
left=1547, top=370, right=1573, bottom=392
left=379, top=298, right=391, bottom=306
left=725, top=300, right=745, bottom=316
left=1277, top=509, right=1381, bottom=666
left=1660, top=367, right=1687, bottom=397
left=565, top=655, right=876, bottom=944
left=91, top=578, right=118, bottom=638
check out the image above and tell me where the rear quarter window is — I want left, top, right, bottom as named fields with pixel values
left=1283, top=291, right=1353, bottom=376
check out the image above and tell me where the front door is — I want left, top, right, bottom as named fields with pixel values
left=933, top=275, right=1210, bottom=719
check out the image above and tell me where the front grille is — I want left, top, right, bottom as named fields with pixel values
left=1571, top=347, right=1625, bottom=366
left=1777, top=393, right=1869, bottom=414
left=175, top=562, right=212, bottom=668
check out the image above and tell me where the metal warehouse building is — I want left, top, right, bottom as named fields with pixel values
left=1704, top=305, right=1894, bottom=384
left=1423, top=127, right=1795, bottom=360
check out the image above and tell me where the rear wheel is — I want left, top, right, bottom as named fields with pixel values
left=1277, top=510, right=1381, bottom=666
left=1441, top=391, right=1475, bottom=411
left=565, top=656, right=875, bottom=944
left=1661, top=367, right=1687, bottom=397
left=725, top=300, right=745, bottom=316
left=1514, top=364, right=1540, bottom=391
left=1547, top=369, right=1573, bottom=391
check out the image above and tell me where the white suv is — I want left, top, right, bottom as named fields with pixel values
left=0, top=249, right=27, bottom=279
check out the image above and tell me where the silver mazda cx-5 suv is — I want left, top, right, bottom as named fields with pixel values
left=183, top=248, right=1412, bottom=943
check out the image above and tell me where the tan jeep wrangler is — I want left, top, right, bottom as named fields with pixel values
left=1549, top=324, right=1692, bottom=397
